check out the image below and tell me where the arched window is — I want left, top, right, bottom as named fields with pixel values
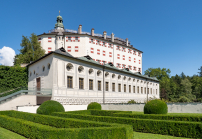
left=118, top=75, right=121, bottom=79
left=105, top=72, right=109, bottom=77
left=112, top=73, right=115, bottom=78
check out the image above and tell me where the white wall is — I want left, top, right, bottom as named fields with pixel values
left=0, top=95, right=36, bottom=111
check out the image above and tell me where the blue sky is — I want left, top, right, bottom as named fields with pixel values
left=0, top=0, right=202, bottom=77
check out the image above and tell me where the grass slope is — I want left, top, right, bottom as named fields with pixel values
left=0, top=127, right=26, bottom=139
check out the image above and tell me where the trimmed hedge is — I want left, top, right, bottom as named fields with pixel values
left=90, top=110, right=202, bottom=122
left=37, top=100, right=65, bottom=115
left=52, top=111, right=202, bottom=138
left=144, top=99, right=168, bottom=114
left=65, top=110, right=92, bottom=115
left=87, top=102, right=102, bottom=110
left=0, top=111, right=133, bottom=139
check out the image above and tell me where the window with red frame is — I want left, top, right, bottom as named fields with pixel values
left=129, top=57, right=131, bottom=61
left=75, top=46, right=79, bottom=52
left=91, top=48, right=94, bottom=53
left=48, top=37, right=52, bottom=42
left=134, top=58, right=136, bottom=63
left=103, top=51, right=106, bottom=56
left=123, top=55, right=125, bottom=60
left=139, top=60, right=141, bottom=64
left=109, top=52, right=112, bottom=57
left=97, top=49, right=100, bottom=55
left=67, top=46, right=71, bottom=52
left=117, top=54, right=120, bottom=59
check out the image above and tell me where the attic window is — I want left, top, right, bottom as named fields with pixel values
left=125, top=68, right=129, bottom=71
left=59, top=47, right=66, bottom=52
left=84, top=55, right=92, bottom=60
left=108, top=62, right=114, bottom=67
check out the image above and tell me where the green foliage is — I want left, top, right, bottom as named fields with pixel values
left=144, top=67, right=171, bottom=80
left=0, top=110, right=133, bottom=139
left=144, top=99, right=168, bottom=114
left=37, top=100, right=65, bottom=115
left=14, top=33, right=45, bottom=65
left=52, top=110, right=202, bottom=138
left=87, top=102, right=102, bottom=110
left=178, top=96, right=190, bottom=102
left=127, top=100, right=137, bottom=104
left=0, top=87, right=22, bottom=97
left=0, top=65, right=28, bottom=93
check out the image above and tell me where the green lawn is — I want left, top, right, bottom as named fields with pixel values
left=0, top=127, right=26, bottom=139
left=133, top=132, right=191, bottom=139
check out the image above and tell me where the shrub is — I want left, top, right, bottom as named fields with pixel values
left=127, top=100, right=136, bottom=104
left=87, top=102, right=101, bottom=110
left=178, top=96, right=190, bottom=102
left=37, top=100, right=65, bottom=115
left=144, top=99, right=167, bottom=114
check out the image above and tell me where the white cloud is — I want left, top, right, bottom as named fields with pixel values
left=0, top=46, right=16, bottom=66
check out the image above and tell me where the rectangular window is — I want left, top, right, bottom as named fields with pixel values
left=145, top=87, right=146, bottom=94
left=67, top=46, right=71, bottom=52
left=133, top=86, right=135, bottom=93
left=137, top=86, right=139, bottom=93
left=75, top=37, right=78, bottom=41
left=89, top=79, right=93, bottom=90
left=124, top=84, right=126, bottom=92
left=79, top=78, right=84, bottom=89
left=156, top=89, right=157, bottom=94
left=150, top=88, right=152, bottom=94
left=112, top=83, right=115, bottom=92
left=109, top=52, right=112, bottom=57
left=67, top=76, right=73, bottom=88
left=134, top=58, right=136, bottom=63
left=91, top=48, right=94, bottom=53
left=75, top=46, right=79, bottom=52
left=118, top=84, right=121, bottom=92
left=105, top=82, right=109, bottom=91
left=129, top=57, right=131, bottom=61
left=68, top=37, right=71, bottom=41
left=97, top=49, right=100, bottom=55
left=147, top=88, right=149, bottom=94
left=103, top=51, right=106, bottom=56
left=129, top=85, right=131, bottom=93
left=123, top=55, right=125, bottom=60
left=48, top=37, right=52, bottom=42
left=141, top=87, right=143, bottom=94
left=98, top=81, right=101, bottom=91
left=117, top=54, right=120, bottom=59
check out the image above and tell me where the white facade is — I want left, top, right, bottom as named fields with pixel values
left=28, top=14, right=159, bottom=104
left=38, top=15, right=143, bottom=74
left=28, top=50, right=159, bottom=104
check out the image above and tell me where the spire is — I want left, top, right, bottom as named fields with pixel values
left=55, top=11, right=64, bottom=28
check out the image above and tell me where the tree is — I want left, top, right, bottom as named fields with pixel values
left=14, top=33, right=45, bottom=65
left=144, top=68, right=171, bottom=80
left=180, top=72, right=186, bottom=79
left=198, top=66, right=202, bottom=77
left=180, top=78, right=195, bottom=102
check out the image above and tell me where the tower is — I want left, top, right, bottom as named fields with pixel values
left=55, top=11, right=64, bottom=49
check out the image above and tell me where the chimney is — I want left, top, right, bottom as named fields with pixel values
left=111, top=33, right=114, bottom=42
left=103, top=31, right=107, bottom=39
left=91, top=28, right=94, bottom=36
left=126, top=38, right=128, bottom=46
left=78, top=25, right=82, bottom=34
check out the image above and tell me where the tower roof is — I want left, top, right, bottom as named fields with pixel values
left=55, top=11, right=64, bottom=28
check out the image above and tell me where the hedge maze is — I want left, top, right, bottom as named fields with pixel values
left=0, top=110, right=201, bottom=138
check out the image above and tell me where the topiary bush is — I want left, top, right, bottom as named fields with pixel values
left=144, top=99, right=167, bottom=114
left=87, top=102, right=101, bottom=110
left=37, top=100, right=65, bottom=115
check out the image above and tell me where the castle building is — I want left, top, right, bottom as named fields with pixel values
left=27, top=13, right=159, bottom=104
